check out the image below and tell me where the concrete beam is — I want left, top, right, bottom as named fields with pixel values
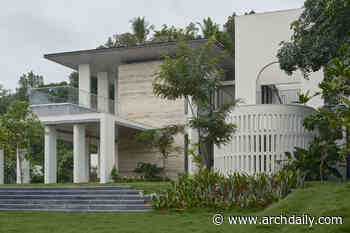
left=44, top=126, right=57, bottom=184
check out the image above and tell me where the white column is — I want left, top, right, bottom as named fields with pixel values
left=0, top=149, right=4, bottom=184
left=73, top=124, right=87, bottom=183
left=44, top=126, right=57, bottom=184
left=187, top=97, right=199, bottom=175
left=187, top=127, right=199, bottom=175
left=100, top=114, right=115, bottom=183
left=16, top=149, right=30, bottom=184
left=115, top=126, right=119, bottom=172
left=113, top=71, right=119, bottom=116
left=85, top=137, right=90, bottom=182
left=78, top=64, right=91, bottom=108
left=97, top=142, right=100, bottom=178
left=97, top=72, right=109, bottom=113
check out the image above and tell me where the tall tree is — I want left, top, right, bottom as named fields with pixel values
left=0, top=101, right=44, bottom=184
left=277, top=0, right=350, bottom=76
left=130, top=16, right=153, bottom=44
left=197, top=17, right=219, bottom=38
left=153, top=39, right=237, bottom=169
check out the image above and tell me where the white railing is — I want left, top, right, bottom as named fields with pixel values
left=214, top=104, right=316, bottom=175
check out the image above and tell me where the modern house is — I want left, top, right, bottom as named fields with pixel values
left=30, top=41, right=216, bottom=184
left=0, top=8, right=327, bottom=185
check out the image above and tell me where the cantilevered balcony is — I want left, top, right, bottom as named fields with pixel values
left=29, top=86, right=115, bottom=117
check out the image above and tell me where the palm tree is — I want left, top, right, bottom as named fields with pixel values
left=197, top=17, right=219, bottom=38
left=130, top=17, right=154, bottom=44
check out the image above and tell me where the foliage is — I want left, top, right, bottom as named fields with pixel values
left=151, top=23, right=199, bottom=42
left=134, top=162, right=164, bottom=180
left=57, top=148, right=74, bottom=183
left=284, top=142, right=342, bottom=181
left=188, top=143, right=204, bottom=170
left=197, top=17, right=219, bottom=39
left=293, top=90, right=320, bottom=105
left=68, top=71, right=79, bottom=88
left=98, top=33, right=138, bottom=48
left=110, top=166, right=119, bottom=183
left=135, top=125, right=183, bottom=176
left=152, top=169, right=301, bottom=210
left=277, top=0, right=350, bottom=76
left=16, top=71, right=44, bottom=101
left=153, top=39, right=237, bottom=169
left=130, top=16, right=154, bottom=44
left=0, top=101, right=44, bottom=184
left=289, top=47, right=350, bottom=181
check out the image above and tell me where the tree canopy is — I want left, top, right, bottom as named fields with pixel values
left=277, top=0, right=350, bottom=76
left=153, top=39, right=237, bottom=169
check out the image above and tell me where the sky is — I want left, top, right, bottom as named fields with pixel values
left=1, top=0, right=305, bottom=91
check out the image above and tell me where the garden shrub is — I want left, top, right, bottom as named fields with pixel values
left=110, top=166, right=119, bottom=182
left=152, top=169, right=300, bottom=210
left=134, top=162, right=164, bottom=180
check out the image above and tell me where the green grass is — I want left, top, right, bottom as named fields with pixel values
left=0, top=182, right=349, bottom=233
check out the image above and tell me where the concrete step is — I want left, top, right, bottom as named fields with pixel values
left=0, top=186, right=153, bottom=212
left=0, top=186, right=132, bottom=191
left=0, top=190, right=142, bottom=195
left=0, top=194, right=144, bottom=200
left=0, top=199, right=146, bottom=205
left=0, top=204, right=152, bottom=212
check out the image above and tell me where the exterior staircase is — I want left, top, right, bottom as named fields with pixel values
left=0, top=186, right=152, bottom=212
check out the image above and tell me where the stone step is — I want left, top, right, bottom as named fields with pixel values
left=0, top=208, right=152, bottom=212
left=0, top=186, right=132, bottom=191
left=0, top=204, right=152, bottom=212
left=0, top=194, right=144, bottom=200
left=0, top=186, right=152, bottom=212
left=0, top=190, right=141, bottom=195
left=0, top=199, right=146, bottom=205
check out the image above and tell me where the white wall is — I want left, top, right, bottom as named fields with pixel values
left=235, top=9, right=324, bottom=109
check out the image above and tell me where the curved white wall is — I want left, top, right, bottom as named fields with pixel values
left=214, top=104, right=315, bottom=175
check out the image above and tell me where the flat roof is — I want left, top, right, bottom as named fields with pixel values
left=44, top=39, right=234, bottom=75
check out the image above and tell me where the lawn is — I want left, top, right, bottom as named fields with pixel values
left=0, top=182, right=349, bottom=233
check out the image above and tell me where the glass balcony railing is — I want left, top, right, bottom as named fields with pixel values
left=29, top=86, right=115, bottom=115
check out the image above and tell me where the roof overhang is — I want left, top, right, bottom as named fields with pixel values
left=44, top=39, right=234, bottom=75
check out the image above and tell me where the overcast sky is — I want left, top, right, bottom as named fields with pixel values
left=1, top=0, right=305, bottom=91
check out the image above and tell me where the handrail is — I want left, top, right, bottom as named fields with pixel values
left=29, top=86, right=115, bottom=114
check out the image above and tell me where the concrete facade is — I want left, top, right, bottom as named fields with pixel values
left=235, top=9, right=324, bottom=108
left=118, top=61, right=185, bottom=178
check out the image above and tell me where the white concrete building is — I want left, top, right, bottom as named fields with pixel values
left=214, top=8, right=323, bottom=175
left=0, top=8, right=327, bottom=184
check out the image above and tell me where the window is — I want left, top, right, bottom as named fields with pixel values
left=261, top=85, right=273, bottom=104
left=215, top=85, right=235, bottom=109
